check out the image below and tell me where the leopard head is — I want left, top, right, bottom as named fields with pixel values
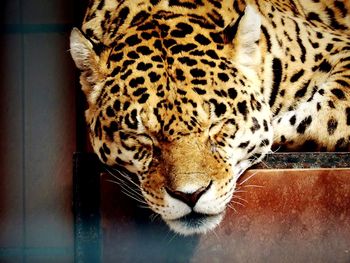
left=70, top=5, right=272, bottom=235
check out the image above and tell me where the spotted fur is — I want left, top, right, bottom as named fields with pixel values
left=70, top=0, right=350, bottom=235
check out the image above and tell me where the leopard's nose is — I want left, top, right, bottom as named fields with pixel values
left=165, top=181, right=212, bottom=208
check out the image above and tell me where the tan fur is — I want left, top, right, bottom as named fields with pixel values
left=70, top=0, right=350, bottom=235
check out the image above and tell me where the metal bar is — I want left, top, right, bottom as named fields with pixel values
left=73, top=153, right=101, bottom=263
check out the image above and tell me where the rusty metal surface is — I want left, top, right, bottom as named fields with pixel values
left=74, top=152, right=350, bottom=262
left=194, top=169, right=350, bottom=263
left=99, top=168, right=350, bottom=263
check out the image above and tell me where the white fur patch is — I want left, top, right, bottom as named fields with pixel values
left=162, top=193, right=191, bottom=220
left=165, top=213, right=223, bottom=236
left=240, top=5, right=261, bottom=45
left=235, top=5, right=262, bottom=67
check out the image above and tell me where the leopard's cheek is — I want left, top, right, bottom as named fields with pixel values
left=90, top=131, right=154, bottom=175
left=139, top=169, right=168, bottom=215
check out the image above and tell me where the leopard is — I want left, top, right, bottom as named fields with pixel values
left=70, top=0, right=350, bottom=235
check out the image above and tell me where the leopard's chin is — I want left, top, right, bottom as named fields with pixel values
left=164, top=212, right=224, bottom=235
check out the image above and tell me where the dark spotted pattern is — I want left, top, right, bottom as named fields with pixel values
left=297, top=116, right=312, bottom=134
left=71, top=0, right=350, bottom=235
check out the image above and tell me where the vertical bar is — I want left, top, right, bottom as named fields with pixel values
left=19, top=0, right=26, bottom=260
left=73, top=0, right=90, bottom=153
left=73, top=153, right=101, bottom=263
left=0, top=1, right=24, bottom=261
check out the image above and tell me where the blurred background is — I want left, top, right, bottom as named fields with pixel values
left=1, top=0, right=87, bottom=262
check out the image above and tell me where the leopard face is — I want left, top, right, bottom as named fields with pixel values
left=70, top=4, right=273, bottom=235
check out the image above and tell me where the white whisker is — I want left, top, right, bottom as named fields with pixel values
left=167, top=232, right=178, bottom=245
left=239, top=171, right=259, bottom=185
left=259, top=160, right=270, bottom=168
left=210, top=227, right=220, bottom=241
left=103, top=168, right=148, bottom=205
left=120, top=189, right=148, bottom=204
left=242, top=184, right=264, bottom=188
left=232, top=195, right=248, bottom=203
left=137, top=204, right=150, bottom=209
left=231, top=200, right=245, bottom=207
left=105, top=177, right=144, bottom=199
left=234, top=189, right=247, bottom=193
left=104, top=166, right=143, bottom=194
left=227, top=203, right=238, bottom=213
left=107, top=166, right=141, bottom=189
left=150, top=213, right=160, bottom=222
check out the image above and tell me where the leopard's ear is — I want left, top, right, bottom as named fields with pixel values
left=70, top=27, right=104, bottom=95
left=224, top=5, right=261, bottom=67
left=70, top=28, right=103, bottom=103
left=70, top=28, right=99, bottom=71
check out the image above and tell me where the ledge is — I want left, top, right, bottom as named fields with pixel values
left=73, top=152, right=350, bottom=262
left=254, top=152, right=350, bottom=169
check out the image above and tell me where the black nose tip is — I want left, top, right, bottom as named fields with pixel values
left=165, top=181, right=212, bottom=208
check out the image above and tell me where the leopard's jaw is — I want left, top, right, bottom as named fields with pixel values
left=165, top=213, right=224, bottom=236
